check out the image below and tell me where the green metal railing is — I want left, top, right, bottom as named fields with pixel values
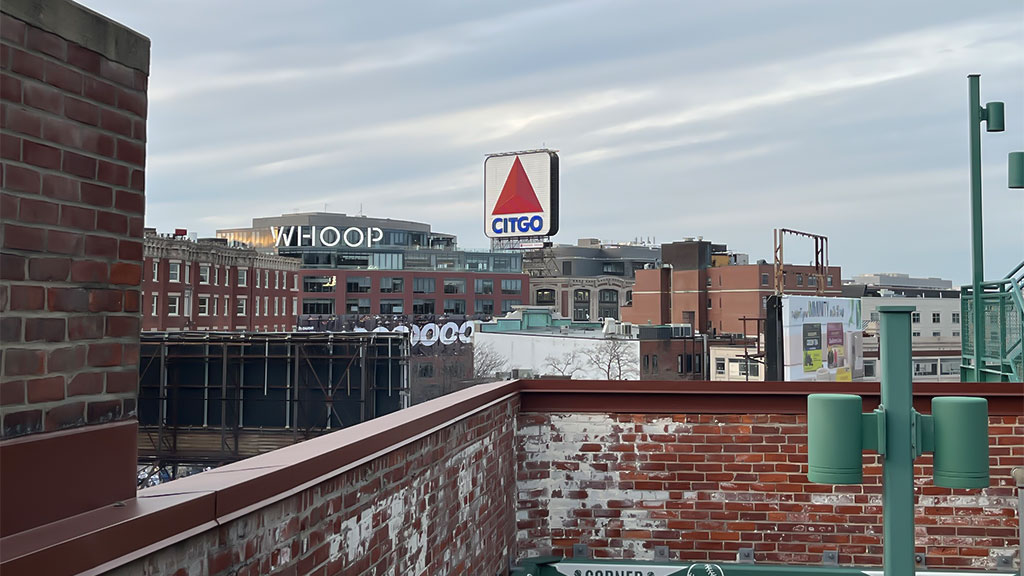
left=961, top=260, right=1024, bottom=382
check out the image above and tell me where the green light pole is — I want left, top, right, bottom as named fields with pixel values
left=966, top=74, right=1005, bottom=381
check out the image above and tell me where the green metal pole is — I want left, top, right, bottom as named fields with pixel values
left=968, top=74, right=985, bottom=382
left=878, top=305, right=916, bottom=576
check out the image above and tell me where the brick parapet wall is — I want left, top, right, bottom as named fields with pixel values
left=0, top=6, right=148, bottom=437
left=110, top=395, right=520, bottom=576
left=516, top=412, right=1022, bottom=570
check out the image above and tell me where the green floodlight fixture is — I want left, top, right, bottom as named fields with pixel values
left=984, top=100, right=1005, bottom=132
left=1010, top=151, right=1024, bottom=189
left=808, top=305, right=990, bottom=576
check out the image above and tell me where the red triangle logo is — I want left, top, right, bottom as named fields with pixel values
left=492, top=156, right=543, bottom=215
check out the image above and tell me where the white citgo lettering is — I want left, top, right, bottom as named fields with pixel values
left=439, top=322, right=459, bottom=345
left=419, top=323, right=438, bottom=347
left=458, top=322, right=473, bottom=344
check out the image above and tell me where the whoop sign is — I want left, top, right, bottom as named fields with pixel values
left=271, top=225, right=384, bottom=248
left=484, top=150, right=559, bottom=239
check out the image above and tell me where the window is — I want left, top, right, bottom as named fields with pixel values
left=500, top=279, right=521, bottom=294
left=254, top=297, right=260, bottom=316
left=952, top=312, right=960, bottom=324
left=274, top=271, right=279, bottom=290
left=808, top=276, right=817, bottom=287
left=652, top=355, right=658, bottom=370
left=292, top=297, right=297, bottom=315
left=932, top=312, right=941, bottom=323
left=152, top=260, right=158, bottom=281
left=536, top=289, right=556, bottom=305
left=443, top=279, right=466, bottom=294
left=796, top=273, right=803, bottom=286
left=184, top=264, right=190, bottom=284
left=380, top=299, right=404, bottom=314
left=264, top=270, right=269, bottom=288
left=562, top=261, right=572, bottom=276
left=183, top=292, right=191, bottom=317
left=238, top=269, right=248, bottom=287
left=598, top=289, right=618, bottom=303
left=706, top=277, right=712, bottom=287
left=274, top=298, right=279, bottom=316
left=475, top=279, right=493, bottom=294
left=302, top=298, right=332, bottom=315
left=213, top=266, right=219, bottom=286
left=199, top=265, right=210, bottom=284
left=573, top=289, right=590, bottom=321
left=293, top=274, right=299, bottom=291
left=715, top=358, right=725, bottom=375
left=168, top=262, right=180, bottom=283
left=760, top=273, right=769, bottom=286
left=598, top=289, right=619, bottom=319
left=475, top=299, right=494, bottom=315
left=381, top=277, right=404, bottom=293
left=444, top=299, right=466, bottom=314
left=198, top=296, right=209, bottom=316
left=213, top=296, right=219, bottom=316
left=912, top=331, right=920, bottom=337
left=264, top=296, right=269, bottom=316
left=346, top=298, right=371, bottom=314
left=501, top=299, right=520, bottom=313
left=863, top=360, right=876, bottom=378
left=912, top=312, right=920, bottom=323
left=412, top=299, right=435, bottom=315
left=940, top=358, right=960, bottom=376
left=413, top=278, right=435, bottom=293
left=151, top=294, right=158, bottom=316
left=304, top=276, right=336, bottom=293
left=643, top=355, right=649, bottom=371
left=167, top=295, right=180, bottom=316
left=677, top=355, right=684, bottom=373
left=602, top=262, right=624, bottom=275
left=870, top=312, right=879, bottom=322
left=347, top=277, right=371, bottom=293
left=224, top=295, right=229, bottom=317
left=952, top=331, right=960, bottom=337
left=417, top=363, right=434, bottom=378
left=255, top=270, right=260, bottom=288
left=932, top=331, right=941, bottom=337
left=761, top=296, right=768, bottom=309
left=707, top=298, right=712, bottom=309
left=913, top=360, right=938, bottom=376
left=826, top=276, right=833, bottom=287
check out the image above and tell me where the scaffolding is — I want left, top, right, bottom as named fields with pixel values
left=137, top=331, right=409, bottom=483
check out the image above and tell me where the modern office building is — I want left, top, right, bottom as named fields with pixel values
left=523, top=238, right=661, bottom=321
left=141, top=230, right=301, bottom=332
left=622, top=239, right=842, bottom=336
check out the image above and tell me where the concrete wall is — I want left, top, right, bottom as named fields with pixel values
left=516, top=412, right=1021, bottom=569
left=476, top=331, right=641, bottom=379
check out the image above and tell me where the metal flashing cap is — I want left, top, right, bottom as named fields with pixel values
left=877, top=305, right=916, bottom=313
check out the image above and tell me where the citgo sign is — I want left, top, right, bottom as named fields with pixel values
left=484, top=150, right=559, bottom=239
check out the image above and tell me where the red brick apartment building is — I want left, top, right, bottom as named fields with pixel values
left=623, top=240, right=841, bottom=335
left=141, top=230, right=300, bottom=332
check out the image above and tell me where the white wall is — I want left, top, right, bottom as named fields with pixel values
left=474, top=332, right=640, bottom=379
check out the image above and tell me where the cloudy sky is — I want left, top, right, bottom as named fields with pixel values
left=88, top=0, right=1023, bottom=284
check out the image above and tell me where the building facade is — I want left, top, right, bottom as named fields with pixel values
left=623, top=240, right=842, bottom=336
left=141, top=231, right=301, bottom=332
left=524, top=238, right=660, bottom=321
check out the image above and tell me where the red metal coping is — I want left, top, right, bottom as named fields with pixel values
left=1, top=380, right=1019, bottom=575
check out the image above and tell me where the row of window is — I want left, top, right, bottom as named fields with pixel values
left=911, top=330, right=961, bottom=338
left=869, top=311, right=961, bottom=325
left=536, top=289, right=623, bottom=305
left=714, top=357, right=761, bottom=377
left=154, top=294, right=297, bottom=318
left=302, top=277, right=522, bottom=295
left=755, top=272, right=835, bottom=288
left=153, top=261, right=296, bottom=290
left=301, top=298, right=521, bottom=316
left=863, top=358, right=960, bottom=378
left=639, top=353, right=704, bottom=374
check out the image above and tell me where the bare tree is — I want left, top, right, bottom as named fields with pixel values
left=544, top=350, right=583, bottom=378
left=581, top=338, right=638, bottom=380
left=473, top=342, right=508, bottom=380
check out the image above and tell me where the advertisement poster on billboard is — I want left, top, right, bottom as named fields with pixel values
left=782, top=295, right=863, bottom=381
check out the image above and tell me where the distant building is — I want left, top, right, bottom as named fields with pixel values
left=142, top=230, right=301, bottom=332
left=523, top=238, right=660, bottom=321
left=850, top=273, right=953, bottom=290
left=623, top=239, right=841, bottom=337
left=843, top=279, right=961, bottom=381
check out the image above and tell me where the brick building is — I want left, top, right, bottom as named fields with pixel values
left=0, top=0, right=148, bottom=538
left=141, top=230, right=301, bottom=332
left=623, top=239, right=842, bottom=336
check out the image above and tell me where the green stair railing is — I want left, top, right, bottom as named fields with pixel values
left=961, top=260, right=1024, bottom=382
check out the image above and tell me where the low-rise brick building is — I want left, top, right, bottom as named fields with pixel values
left=141, top=230, right=301, bottom=332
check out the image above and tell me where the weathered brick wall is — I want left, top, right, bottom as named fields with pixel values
left=0, top=7, right=148, bottom=437
left=112, top=397, right=520, bottom=576
left=516, top=412, right=1022, bottom=570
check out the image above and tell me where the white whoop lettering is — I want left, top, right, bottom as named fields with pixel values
left=271, top=226, right=383, bottom=248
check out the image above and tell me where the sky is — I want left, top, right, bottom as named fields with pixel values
left=87, top=0, right=1024, bottom=285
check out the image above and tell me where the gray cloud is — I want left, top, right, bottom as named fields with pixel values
left=88, top=0, right=1024, bottom=285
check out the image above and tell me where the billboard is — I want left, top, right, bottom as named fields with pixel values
left=484, top=150, right=559, bottom=238
left=781, top=295, right=863, bottom=381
